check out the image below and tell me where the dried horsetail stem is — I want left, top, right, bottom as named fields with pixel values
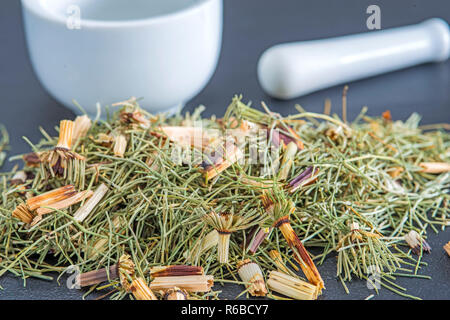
left=267, top=271, right=319, bottom=300
left=35, top=189, right=93, bottom=215
left=118, top=254, right=135, bottom=292
left=404, top=230, right=431, bottom=255
left=150, top=265, right=204, bottom=277
left=162, top=287, right=188, bottom=300
left=236, top=259, right=267, bottom=297
left=130, top=278, right=158, bottom=300
left=201, top=142, right=244, bottom=181
left=336, top=222, right=401, bottom=281
left=419, top=162, right=450, bottom=174
left=73, top=183, right=108, bottom=222
left=288, top=166, right=320, bottom=193
left=244, top=226, right=270, bottom=254
left=88, top=216, right=125, bottom=259
left=262, top=190, right=324, bottom=291
left=12, top=203, right=35, bottom=224
left=278, top=141, right=298, bottom=181
left=26, top=185, right=76, bottom=211
left=150, top=275, right=214, bottom=293
left=113, top=134, right=127, bottom=158
left=244, top=226, right=271, bottom=255
left=39, top=120, right=86, bottom=186
left=184, top=230, right=219, bottom=263
left=72, top=115, right=92, bottom=144
left=76, top=264, right=119, bottom=287
left=269, top=250, right=292, bottom=276
left=201, top=209, right=266, bottom=264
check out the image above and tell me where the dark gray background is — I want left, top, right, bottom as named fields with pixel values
left=0, top=0, right=449, bottom=300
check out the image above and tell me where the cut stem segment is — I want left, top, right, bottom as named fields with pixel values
left=277, top=218, right=324, bottom=291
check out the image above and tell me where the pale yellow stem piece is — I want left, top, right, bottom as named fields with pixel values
left=73, top=183, right=108, bottom=222
left=130, top=278, right=158, bottom=300
left=150, top=275, right=214, bottom=292
left=419, top=162, right=450, bottom=174
left=267, top=271, right=319, bottom=300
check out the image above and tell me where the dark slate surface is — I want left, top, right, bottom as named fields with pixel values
left=0, top=0, right=449, bottom=300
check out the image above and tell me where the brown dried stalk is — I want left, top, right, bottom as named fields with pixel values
left=262, top=192, right=324, bottom=291
left=12, top=203, right=35, bottom=224
left=35, top=190, right=93, bottom=215
left=76, top=264, right=119, bottom=287
left=27, top=185, right=76, bottom=211
left=130, top=277, right=158, bottom=300
left=267, top=271, right=319, bottom=300
left=150, top=275, right=214, bottom=292
left=236, top=259, right=267, bottom=297
left=245, top=226, right=271, bottom=255
left=150, top=265, right=204, bottom=277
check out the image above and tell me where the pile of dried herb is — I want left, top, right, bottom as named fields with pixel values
left=0, top=95, right=448, bottom=300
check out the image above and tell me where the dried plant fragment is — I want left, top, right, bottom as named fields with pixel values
left=267, top=271, right=319, bottom=300
left=23, top=152, right=41, bottom=167
left=76, top=264, right=119, bottom=287
left=35, top=189, right=93, bottom=215
left=269, top=250, right=292, bottom=276
left=39, top=120, right=86, bottom=186
left=337, top=222, right=401, bottom=281
left=12, top=203, right=35, bottom=224
left=119, top=105, right=153, bottom=129
left=278, top=141, right=298, bottom=181
left=155, top=126, right=219, bottom=150
left=163, top=287, right=188, bottom=300
left=419, top=162, right=450, bottom=174
left=202, top=142, right=244, bottom=180
left=404, top=230, right=431, bottom=255
left=245, top=226, right=271, bottom=255
left=185, top=230, right=219, bottom=264
left=10, top=171, right=27, bottom=185
left=26, top=185, right=76, bottom=211
left=150, top=265, right=204, bottom=277
left=73, top=183, right=108, bottom=222
left=288, top=166, right=320, bottom=193
left=130, top=277, right=158, bottom=300
left=237, top=259, right=267, bottom=296
left=202, top=210, right=266, bottom=263
left=262, top=190, right=324, bottom=291
left=150, top=275, right=214, bottom=292
left=444, top=242, right=450, bottom=257
left=72, top=115, right=92, bottom=144
left=118, top=254, right=136, bottom=292
left=113, top=134, right=127, bottom=158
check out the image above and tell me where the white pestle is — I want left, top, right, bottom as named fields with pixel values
left=257, top=18, right=450, bottom=99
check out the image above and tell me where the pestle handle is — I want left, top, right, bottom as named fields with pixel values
left=257, top=18, right=450, bottom=99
